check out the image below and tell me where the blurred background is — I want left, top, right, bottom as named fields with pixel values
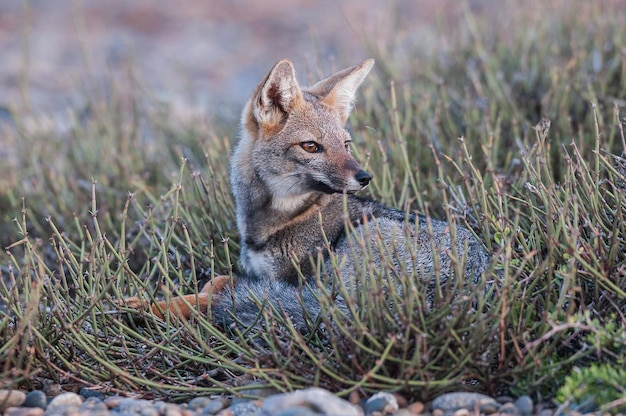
left=0, top=0, right=478, bottom=122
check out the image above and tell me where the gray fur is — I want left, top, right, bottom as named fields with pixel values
left=212, top=59, right=492, bottom=331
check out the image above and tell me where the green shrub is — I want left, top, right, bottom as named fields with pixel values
left=1, top=0, right=625, bottom=403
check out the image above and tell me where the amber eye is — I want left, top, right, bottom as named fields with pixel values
left=300, top=141, right=322, bottom=153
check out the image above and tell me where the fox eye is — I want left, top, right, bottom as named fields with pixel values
left=300, top=141, right=323, bottom=153
left=344, top=142, right=351, bottom=152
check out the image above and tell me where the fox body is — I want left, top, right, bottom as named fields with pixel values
left=125, top=59, right=491, bottom=328
left=207, top=59, right=491, bottom=328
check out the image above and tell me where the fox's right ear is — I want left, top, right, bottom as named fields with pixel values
left=246, top=59, right=303, bottom=135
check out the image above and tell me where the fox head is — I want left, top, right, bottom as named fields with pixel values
left=234, top=59, right=375, bottom=213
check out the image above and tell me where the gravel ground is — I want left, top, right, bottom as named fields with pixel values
left=1, top=387, right=552, bottom=416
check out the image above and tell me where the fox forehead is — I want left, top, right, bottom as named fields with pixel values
left=277, top=93, right=351, bottom=143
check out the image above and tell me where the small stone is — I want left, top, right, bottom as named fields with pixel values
left=103, top=396, right=123, bottom=409
left=188, top=397, right=213, bottom=411
left=538, top=410, right=553, bottom=416
left=499, top=402, right=519, bottom=415
left=480, top=402, right=500, bottom=414
left=392, top=410, right=415, bottom=416
left=364, top=392, right=399, bottom=415
left=115, top=398, right=155, bottom=413
left=201, top=399, right=229, bottom=414
left=23, top=390, right=47, bottom=409
left=4, top=408, right=44, bottom=416
left=222, top=401, right=261, bottom=416
left=261, top=388, right=361, bottom=416
left=349, top=391, right=361, bottom=406
left=163, top=403, right=183, bottom=416
left=47, top=392, right=83, bottom=411
left=80, top=397, right=110, bottom=416
left=432, top=409, right=444, bottom=416
left=274, top=407, right=321, bottom=416
left=453, top=409, right=470, bottom=416
left=407, top=401, right=425, bottom=414
left=140, top=407, right=160, bottom=416
left=432, top=393, right=498, bottom=414
left=0, top=390, right=26, bottom=411
left=79, top=387, right=106, bottom=401
left=513, top=395, right=533, bottom=416
left=393, top=394, right=408, bottom=409
left=153, top=400, right=169, bottom=414
left=496, top=396, right=514, bottom=404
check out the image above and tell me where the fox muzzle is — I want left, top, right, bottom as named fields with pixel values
left=355, top=170, right=372, bottom=187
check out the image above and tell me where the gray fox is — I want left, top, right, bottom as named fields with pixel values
left=124, top=59, right=492, bottom=329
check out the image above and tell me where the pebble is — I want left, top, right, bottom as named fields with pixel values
left=0, top=390, right=26, bottom=411
left=80, top=397, right=110, bottom=416
left=407, top=401, right=424, bottom=414
left=433, top=392, right=499, bottom=414
left=23, top=390, right=47, bottom=409
left=392, top=410, right=415, bottom=416
left=499, top=402, right=519, bottom=415
left=4, top=408, right=45, bottom=416
left=117, top=398, right=155, bottom=413
left=0, top=388, right=556, bottom=416
left=188, top=397, right=213, bottom=411
left=202, top=399, right=230, bottom=414
left=163, top=403, right=184, bottom=416
left=514, top=395, right=534, bottom=415
left=220, top=400, right=261, bottom=416
left=46, top=392, right=83, bottom=412
left=393, top=394, right=408, bottom=409
left=273, top=407, right=321, bottom=416
left=79, top=387, right=107, bottom=401
left=363, top=392, right=399, bottom=415
left=103, top=396, right=124, bottom=409
left=349, top=391, right=361, bottom=406
left=261, top=388, right=361, bottom=416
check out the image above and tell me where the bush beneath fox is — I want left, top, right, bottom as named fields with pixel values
left=2, top=2, right=626, bottom=404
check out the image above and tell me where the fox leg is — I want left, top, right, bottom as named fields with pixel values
left=121, top=275, right=232, bottom=320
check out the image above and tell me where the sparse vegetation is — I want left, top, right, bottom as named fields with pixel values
left=1, top=0, right=625, bottom=407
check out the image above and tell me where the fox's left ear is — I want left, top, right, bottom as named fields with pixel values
left=307, top=59, right=375, bottom=123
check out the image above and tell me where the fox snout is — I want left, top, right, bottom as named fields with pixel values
left=340, top=168, right=372, bottom=193
left=355, top=170, right=372, bottom=187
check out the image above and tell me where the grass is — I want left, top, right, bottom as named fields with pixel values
left=1, top=0, right=626, bottom=408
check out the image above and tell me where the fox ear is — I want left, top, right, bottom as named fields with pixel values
left=307, top=59, right=374, bottom=123
left=251, top=59, right=303, bottom=131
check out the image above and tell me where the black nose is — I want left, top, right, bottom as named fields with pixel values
left=355, top=170, right=372, bottom=186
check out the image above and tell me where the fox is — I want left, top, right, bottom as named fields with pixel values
left=123, top=59, right=492, bottom=329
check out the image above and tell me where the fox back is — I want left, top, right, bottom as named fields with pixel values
left=216, top=59, right=492, bottom=329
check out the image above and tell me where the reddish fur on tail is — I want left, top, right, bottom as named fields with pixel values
left=121, top=275, right=231, bottom=320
